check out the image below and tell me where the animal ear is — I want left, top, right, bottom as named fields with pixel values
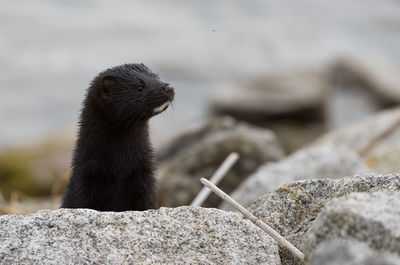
left=101, top=75, right=118, bottom=100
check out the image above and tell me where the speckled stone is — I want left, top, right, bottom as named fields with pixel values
left=309, top=238, right=400, bottom=265
left=157, top=119, right=285, bottom=207
left=248, top=174, right=400, bottom=264
left=304, top=192, right=400, bottom=262
left=220, top=145, right=368, bottom=210
left=0, top=207, right=280, bottom=265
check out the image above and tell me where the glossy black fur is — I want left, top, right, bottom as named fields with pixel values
left=62, top=63, right=174, bottom=211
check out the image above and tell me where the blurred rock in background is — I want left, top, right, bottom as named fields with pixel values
left=210, top=57, right=400, bottom=152
left=312, top=106, right=400, bottom=173
left=157, top=116, right=285, bottom=207
left=219, top=145, right=369, bottom=211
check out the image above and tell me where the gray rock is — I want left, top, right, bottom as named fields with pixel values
left=248, top=174, right=400, bottom=264
left=0, top=207, right=280, bottom=265
left=363, top=145, right=400, bottom=174
left=157, top=116, right=238, bottom=161
left=221, top=145, right=369, bottom=210
left=304, top=192, right=400, bottom=261
left=157, top=118, right=285, bottom=207
left=259, top=117, right=327, bottom=153
left=311, top=106, right=400, bottom=176
left=210, top=58, right=400, bottom=123
left=208, top=60, right=400, bottom=153
left=310, top=238, right=400, bottom=265
left=332, top=57, right=400, bottom=105
left=209, top=68, right=329, bottom=119
left=312, top=107, right=400, bottom=161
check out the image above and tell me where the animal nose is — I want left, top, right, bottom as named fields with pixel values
left=162, top=84, right=174, bottom=94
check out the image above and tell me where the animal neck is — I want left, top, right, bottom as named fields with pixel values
left=73, top=102, right=154, bottom=179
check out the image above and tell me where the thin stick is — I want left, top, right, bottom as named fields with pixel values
left=200, top=178, right=305, bottom=262
left=190, top=152, right=239, bottom=206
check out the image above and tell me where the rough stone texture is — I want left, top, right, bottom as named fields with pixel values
left=304, top=192, right=400, bottom=261
left=312, top=107, right=400, bottom=172
left=0, top=207, right=280, bottom=265
left=310, top=238, right=400, bottom=265
left=210, top=68, right=329, bottom=119
left=248, top=174, right=400, bottom=264
left=157, top=118, right=285, bottom=208
left=221, top=145, right=369, bottom=210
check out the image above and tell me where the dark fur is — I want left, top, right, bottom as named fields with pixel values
left=62, top=63, right=174, bottom=211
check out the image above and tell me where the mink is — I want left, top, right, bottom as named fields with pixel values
left=62, top=63, right=174, bottom=211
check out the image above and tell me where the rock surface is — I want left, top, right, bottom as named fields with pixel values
left=211, top=59, right=400, bottom=123
left=157, top=117, right=285, bottom=207
left=221, top=145, right=369, bottom=210
left=332, top=57, right=400, bottom=105
left=313, top=106, right=400, bottom=158
left=363, top=145, right=400, bottom=175
left=208, top=67, right=329, bottom=152
left=304, top=192, right=400, bottom=261
left=157, top=116, right=240, bottom=161
left=210, top=68, right=329, bottom=119
left=312, top=106, right=400, bottom=175
left=248, top=174, right=400, bottom=264
left=209, top=60, right=400, bottom=153
left=0, top=207, right=280, bottom=265
left=309, top=238, right=400, bottom=265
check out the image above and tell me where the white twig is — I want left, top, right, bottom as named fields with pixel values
left=190, top=152, right=239, bottom=206
left=200, top=178, right=305, bottom=262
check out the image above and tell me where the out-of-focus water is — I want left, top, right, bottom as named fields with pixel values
left=1, top=0, right=400, bottom=146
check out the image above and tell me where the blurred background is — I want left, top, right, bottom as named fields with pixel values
left=1, top=0, right=400, bottom=213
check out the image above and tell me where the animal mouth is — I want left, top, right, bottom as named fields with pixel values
left=153, top=101, right=171, bottom=114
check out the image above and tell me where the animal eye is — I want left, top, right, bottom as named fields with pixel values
left=137, top=86, right=144, bottom=92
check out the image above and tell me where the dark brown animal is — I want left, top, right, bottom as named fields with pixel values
left=62, top=63, right=174, bottom=211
